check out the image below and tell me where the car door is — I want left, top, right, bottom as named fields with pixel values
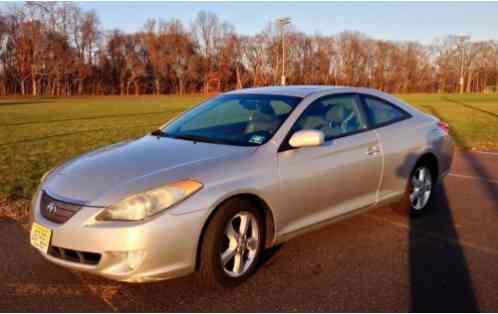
left=276, top=93, right=383, bottom=237
left=358, top=94, right=414, bottom=201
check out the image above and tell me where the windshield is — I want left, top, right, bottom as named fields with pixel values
left=162, top=94, right=302, bottom=146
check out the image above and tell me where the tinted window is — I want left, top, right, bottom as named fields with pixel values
left=362, top=96, right=409, bottom=127
left=163, top=94, right=302, bottom=146
left=292, top=94, right=367, bottom=140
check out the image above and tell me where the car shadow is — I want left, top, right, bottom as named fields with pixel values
left=409, top=183, right=479, bottom=312
left=395, top=150, right=480, bottom=311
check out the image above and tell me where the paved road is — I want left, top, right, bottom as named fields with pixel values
left=1, top=151, right=497, bottom=312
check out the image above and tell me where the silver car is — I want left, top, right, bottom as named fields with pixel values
left=30, top=86, right=454, bottom=287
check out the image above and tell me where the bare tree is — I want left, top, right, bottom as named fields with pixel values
left=1, top=2, right=498, bottom=96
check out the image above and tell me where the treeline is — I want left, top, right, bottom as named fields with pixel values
left=1, top=2, right=497, bottom=96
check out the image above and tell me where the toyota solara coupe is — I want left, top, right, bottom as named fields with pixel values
left=30, top=86, right=454, bottom=287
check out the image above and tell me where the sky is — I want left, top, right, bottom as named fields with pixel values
left=23, top=1, right=498, bottom=44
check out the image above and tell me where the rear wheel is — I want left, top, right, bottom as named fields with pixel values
left=394, top=162, right=435, bottom=216
left=198, top=198, right=264, bottom=288
left=409, top=166, right=433, bottom=212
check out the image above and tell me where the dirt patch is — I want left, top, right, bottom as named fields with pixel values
left=0, top=197, right=30, bottom=225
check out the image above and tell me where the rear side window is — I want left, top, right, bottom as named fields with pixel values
left=270, top=100, right=294, bottom=115
left=362, top=96, right=410, bottom=127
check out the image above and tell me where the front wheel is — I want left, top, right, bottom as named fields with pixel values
left=198, top=198, right=264, bottom=288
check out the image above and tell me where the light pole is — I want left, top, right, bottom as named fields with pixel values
left=451, top=33, right=470, bottom=94
left=276, top=17, right=291, bottom=86
left=488, top=41, right=498, bottom=93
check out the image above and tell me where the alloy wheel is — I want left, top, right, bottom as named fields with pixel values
left=220, top=211, right=260, bottom=278
left=410, top=166, right=432, bottom=210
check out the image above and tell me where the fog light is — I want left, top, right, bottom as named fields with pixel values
left=111, top=250, right=146, bottom=271
left=127, top=250, right=146, bottom=270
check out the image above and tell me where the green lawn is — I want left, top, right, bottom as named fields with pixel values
left=401, top=94, right=498, bottom=150
left=1, top=93, right=497, bottom=202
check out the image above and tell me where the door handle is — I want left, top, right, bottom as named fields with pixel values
left=366, top=145, right=380, bottom=155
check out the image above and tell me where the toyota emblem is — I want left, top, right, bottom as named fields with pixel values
left=47, top=202, right=57, bottom=215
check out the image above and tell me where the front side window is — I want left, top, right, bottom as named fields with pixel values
left=361, top=96, right=409, bottom=127
left=291, top=94, right=368, bottom=140
left=163, top=94, right=302, bottom=146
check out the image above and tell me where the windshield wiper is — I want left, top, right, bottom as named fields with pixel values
left=151, top=130, right=238, bottom=145
left=150, top=129, right=168, bottom=137
left=172, top=134, right=228, bottom=145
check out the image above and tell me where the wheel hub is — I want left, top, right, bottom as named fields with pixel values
left=220, top=211, right=260, bottom=278
left=237, top=235, right=247, bottom=252
left=410, top=166, right=433, bottom=211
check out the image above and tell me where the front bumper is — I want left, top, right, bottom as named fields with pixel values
left=30, top=191, right=209, bottom=283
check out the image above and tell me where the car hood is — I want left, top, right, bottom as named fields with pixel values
left=44, top=135, right=256, bottom=206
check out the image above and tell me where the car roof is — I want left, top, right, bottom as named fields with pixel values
left=224, top=85, right=424, bottom=116
left=225, top=85, right=348, bottom=98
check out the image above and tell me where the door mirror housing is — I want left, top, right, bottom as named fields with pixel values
left=288, top=130, right=325, bottom=148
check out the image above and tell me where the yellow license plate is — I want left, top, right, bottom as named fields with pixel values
left=30, top=223, right=52, bottom=254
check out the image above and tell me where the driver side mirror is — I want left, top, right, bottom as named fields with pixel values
left=289, top=130, right=325, bottom=148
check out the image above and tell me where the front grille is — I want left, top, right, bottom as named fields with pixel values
left=40, top=191, right=82, bottom=224
left=48, top=246, right=101, bottom=265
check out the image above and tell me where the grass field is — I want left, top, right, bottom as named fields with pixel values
left=1, top=93, right=498, bottom=203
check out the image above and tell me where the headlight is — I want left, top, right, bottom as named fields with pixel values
left=96, top=180, right=203, bottom=222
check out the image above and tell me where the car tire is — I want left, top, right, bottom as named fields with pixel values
left=198, top=198, right=265, bottom=288
left=394, top=161, right=436, bottom=217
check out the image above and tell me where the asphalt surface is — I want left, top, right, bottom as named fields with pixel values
left=1, top=150, right=497, bottom=312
